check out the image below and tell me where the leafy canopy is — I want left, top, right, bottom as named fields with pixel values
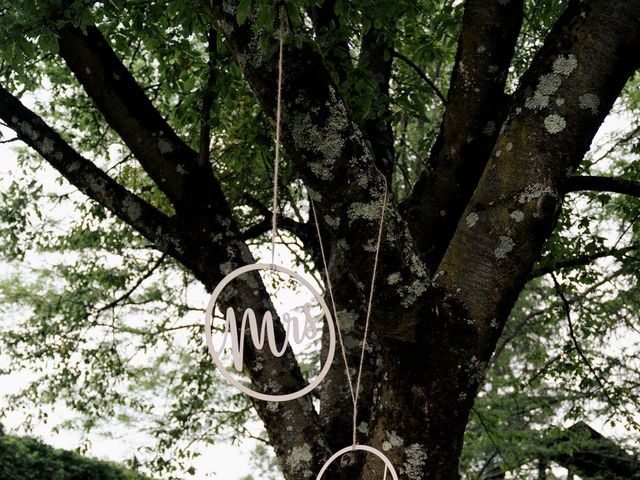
left=0, top=0, right=639, bottom=478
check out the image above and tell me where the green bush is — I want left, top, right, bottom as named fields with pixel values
left=0, top=425, right=148, bottom=480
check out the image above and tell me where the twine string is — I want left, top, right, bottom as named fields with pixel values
left=353, top=175, right=387, bottom=445
left=271, top=5, right=285, bottom=267
left=310, top=201, right=357, bottom=408
left=271, top=2, right=389, bottom=463
left=310, top=176, right=388, bottom=448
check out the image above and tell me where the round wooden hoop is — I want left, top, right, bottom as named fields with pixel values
left=316, top=444, right=399, bottom=479
left=204, top=263, right=336, bottom=402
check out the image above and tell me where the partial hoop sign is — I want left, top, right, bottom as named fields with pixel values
left=316, top=445, right=399, bottom=480
left=205, top=263, right=336, bottom=402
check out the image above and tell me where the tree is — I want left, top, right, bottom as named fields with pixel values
left=0, top=0, right=639, bottom=479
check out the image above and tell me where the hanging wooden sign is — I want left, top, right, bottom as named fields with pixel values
left=204, top=263, right=336, bottom=402
left=316, top=445, right=399, bottom=480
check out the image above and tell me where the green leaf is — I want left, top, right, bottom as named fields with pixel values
left=286, top=2, right=302, bottom=28
left=236, top=0, right=252, bottom=26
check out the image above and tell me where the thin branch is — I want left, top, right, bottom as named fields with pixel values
left=490, top=307, right=548, bottom=366
left=198, top=27, right=217, bottom=167
left=493, top=267, right=627, bottom=366
left=587, top=124, right=640, bottom=167
left=475, top=451, right=501, bottom=480
left=241, top=194, right=321, bottom=265
left=526, top=349, right=573, bottom=387
left=242, top=194, right=309, bottom=237
left=392, top=50, right=446, bottom=104
left=550, top=273, right=617, bottom=410
left=613, top=212, right=640, bottom=250
left=95, top=254, right=167, bottom=314
left=565, top=175, right=640, bottom=198
left=471, top=407, right=511, bottom=471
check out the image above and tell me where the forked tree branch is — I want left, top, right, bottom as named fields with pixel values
left=402, top=0, right=525, bottom=270
left=438, top=0, right=640, bottom=356
left=210, top=2, right=430, bottom=324
left=209, top=3, right=437, bottom=477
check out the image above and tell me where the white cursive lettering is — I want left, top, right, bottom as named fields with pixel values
left=218, top=303, right=318, bottom=371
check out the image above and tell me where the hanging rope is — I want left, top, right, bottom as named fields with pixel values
left=271, top=5, right=286, bottom=266
left=271, top=5, right=390, bottom=474
left=310, top=176, right=388, bottom=447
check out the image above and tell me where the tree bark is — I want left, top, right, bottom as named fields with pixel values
left=402, top=0, right=525, bottom=270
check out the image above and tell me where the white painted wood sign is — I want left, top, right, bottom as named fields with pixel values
left=204, top=263, right=336, bottom=401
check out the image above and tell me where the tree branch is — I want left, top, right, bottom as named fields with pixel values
left=551, top=273, right=617, bottom=410
left=437, top=0, right=640, bottom=359
left=0, top=83, right=177, bottom=251
left=55, top=23, right=227, bottom=224
left=530, top=244, right=638, bottom=278
left=391, top=50, right=446, bottom=104
left=588, top=124, right=640, bottom=167
left=357, top=15, right=396, bottom=179
left=198, top=27, right=218, bottom=167
left=241, top=194, right=322, bottom=266
left=402, top=0, right=525, bottom=270
left=8, top=21, right=330, bottom=474
left=493, top=266, right=628, bottom=367
left=308, top=0, right=353, bottom=86
left=95, top=253, right=167, bottom=314
left=565, top=175, right=640, bottom=198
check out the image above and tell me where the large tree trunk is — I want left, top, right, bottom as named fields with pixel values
left=209, top=1, right=640, bottom=479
